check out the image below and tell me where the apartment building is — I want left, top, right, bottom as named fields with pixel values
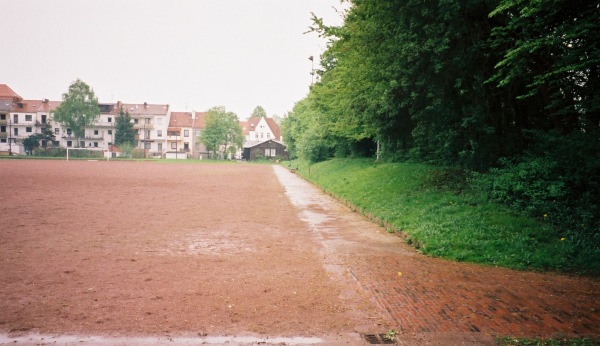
left=121, top=102, right=170, bottom=157
left=167, top=111, right=208, bottom=159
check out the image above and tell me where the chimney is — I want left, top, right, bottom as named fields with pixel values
left=144, top=102, right=148, bottom=108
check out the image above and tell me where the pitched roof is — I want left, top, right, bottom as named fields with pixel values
left=121, top=102, right=169, bottom=116
left=168, top=111, right=206, bottom=129
left=11, top=99, right=61, bottom=113
left=0, top=84, right=22, bottom=102
left=241, top=116, right=282, bottom=140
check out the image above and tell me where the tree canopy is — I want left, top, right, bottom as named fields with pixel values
left=198, top=106, right=244, bottom=159
left=282, top=0, right=599, bottom=236
left=52, top=79, right=101, bottom=146
left=250, top=106, right=267, bottom=118
left=114, top=108, right=135, bottom=147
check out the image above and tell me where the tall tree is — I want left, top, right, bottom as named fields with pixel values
left=198, top=106, right=244, bottom=159
left=114, top=108, right=135, bottom=146
left=250, top=106, right=267, bottom=118
left=52, top=79, right=101, bottom=147
left=489, top=0, right=600, bottom=133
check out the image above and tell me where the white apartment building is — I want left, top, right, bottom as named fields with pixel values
left=122, top=102, right=171, bottom=157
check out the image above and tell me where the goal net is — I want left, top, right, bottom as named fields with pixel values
left=66, top=147, right=107, bottom=161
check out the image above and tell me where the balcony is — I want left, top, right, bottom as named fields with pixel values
left=85, top=135, right=104, bottom=140
left=133, top=123, right=154, bottom=130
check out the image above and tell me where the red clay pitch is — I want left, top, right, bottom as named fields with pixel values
left=0, top=160, right=598, bottom=345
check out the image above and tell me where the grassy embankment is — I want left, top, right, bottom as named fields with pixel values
left=287, top=158, right=597, bottom=274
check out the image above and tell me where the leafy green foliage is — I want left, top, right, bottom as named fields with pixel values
left=250, top=106, right=267, bottom=118
left=22, top=134, right=41, bottom=155
left=114, top=108, right=135, bottom=147
left=198, top=106, right=243, bottom=159
left=281, top=0, right=599, bottom=252
left=52, top=79, right=101, bottom=145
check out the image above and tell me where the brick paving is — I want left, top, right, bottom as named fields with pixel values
left=274, top=166, right=600, bottom=339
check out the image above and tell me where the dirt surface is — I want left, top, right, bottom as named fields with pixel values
left=0, top=160, right=598, bottom=345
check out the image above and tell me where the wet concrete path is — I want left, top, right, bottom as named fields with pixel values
left=273, top=165, right=600, bottom=339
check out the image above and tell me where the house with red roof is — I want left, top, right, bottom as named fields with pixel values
left=120, top=102, right=171, bottom=157
left=0, top=84, right=23, bottom=154
left=239, top=116, right=286, bottom=160
left=166, top=111, right=208, bottom=159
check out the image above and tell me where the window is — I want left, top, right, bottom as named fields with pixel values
left=80, top=141, right=85, bottom=147
left=145, top=130, right=150, bottom=138
left=260, top=133, right=264, bottom=138
left=67, top=141, right=72, bottom=147
left=144, top=142, right=151, bottom=149
left=184, top=143, right=189, bottom=151
left=54, top=128, right=60, bottom=134
left=108, top=130, right=112, bottom=135
left=145, top=118, right=151, bottom=124
left=171, top=142, right=177, bottom=149
left=26, top=127, right=32, bottom=133
left=13, top=114, right=18, bottom=123
left=157, top=143, right=162, bottom=151
left=0, top=125, right=5, bottom=132
left=0, top=114, right=5, bottom=120
left=255, top=134, right=258, bottom=139
left=184, top=129, right=189, bottom=137
left=94, top=130, right=99, bottom=135
left=108, top=117, right=112, bottom=123
left=265, top=148, right=276, bottom=157
left=67, top=128, right=72, bottom=136
left=0, top=138, right=5, bottom=143
left=267, top=133, right=271, bottom=138
left=195, top=130, right=201, bottom=137
left=25, top=114, right=32, bottom=121
left=94, top=142, right=98, bottom=148
left=157, top=130, right=162, bottom=137
left=13, top=128, right=18, bottom=136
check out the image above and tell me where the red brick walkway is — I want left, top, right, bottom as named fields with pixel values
left=345, top=254, right=599, bottom=337
left=274, top=166, right=600, bottom=339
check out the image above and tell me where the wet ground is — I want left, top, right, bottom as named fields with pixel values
left=0, top=161, right=598, bottom=345
left=273, top=165, right=599, bottom=343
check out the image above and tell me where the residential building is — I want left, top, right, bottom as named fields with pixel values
left=167, top=111, right=208, bottom=159
left=121, top=102, right=170, bottom=157
left=239, top=116, right=286, bottom=160
left=0, top=84, right=23, bottom=154
left=241, top=116, right=283, bottom=144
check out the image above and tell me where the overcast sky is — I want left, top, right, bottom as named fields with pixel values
left=1, top=0, right=346, bottom=119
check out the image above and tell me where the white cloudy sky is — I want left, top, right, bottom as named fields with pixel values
left=1, top=0, right=346, bottom=119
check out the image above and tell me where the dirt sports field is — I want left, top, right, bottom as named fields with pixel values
left=0, top=160, right=598, bottom=345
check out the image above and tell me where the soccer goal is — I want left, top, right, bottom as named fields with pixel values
left=66, top=147, right=108, bottom=161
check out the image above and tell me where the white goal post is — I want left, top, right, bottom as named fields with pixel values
left=66, top=147, right=109, bottom=161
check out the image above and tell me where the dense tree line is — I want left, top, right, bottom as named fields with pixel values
left=282, top=0, right=599, bottom=237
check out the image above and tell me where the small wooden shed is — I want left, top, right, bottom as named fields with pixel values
left=242, top=140, right=288, bottom=161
